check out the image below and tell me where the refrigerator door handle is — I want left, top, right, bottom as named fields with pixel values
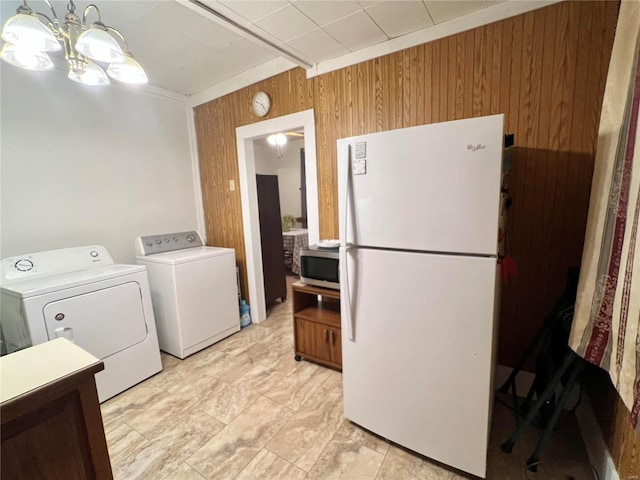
left=340, top=245, right=355, bottom=341
left=340, top=143, right=356, bottom=341
left=340, top=143, right=351, bottom=248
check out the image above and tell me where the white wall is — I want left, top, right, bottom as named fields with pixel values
left=278, top=138, right=304, bottom=219
left=253, top=138, right=304, bottom=219
left=0, top=66, right=200, bottom=264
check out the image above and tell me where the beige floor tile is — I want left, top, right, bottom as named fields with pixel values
left=376, top=445, right=462, bottom=480
left=266, top=384, right=344, bottom=471
left=214, top=324, right=274, bottom=356
left=235, top=449, right=307, bottom=480
left=161, top=462, right=207, bottom=480
left=306, top=435, right=385, bottom=480
left=126, top=381, right=217, bottom=438
left=186, top=396, right=294, bottom=480
left=259, top=361, right=334, bottom=411
left=103, top=293, right=595, bottom=480
left=198, top=378, right=263, bottom=424
left=337, top=420, right=390, bottom=456
left=105, top=423, right=149, bottom=465
left=101, top=381, right=169, bottom=432
left=209, top=351, right=272, bottom=384
left=150, top=352, right=226, bottom=392
left=160, top=352, right=182, bottom=370
left=112, top=410, right=224, bottom=480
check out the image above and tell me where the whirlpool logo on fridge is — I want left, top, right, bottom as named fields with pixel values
left=467, top=144, right=486, bottom=152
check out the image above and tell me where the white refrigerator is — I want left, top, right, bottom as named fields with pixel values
left=338, top=114, right=504, bottom=478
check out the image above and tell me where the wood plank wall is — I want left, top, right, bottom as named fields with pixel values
left=194, top=2, right=638, bottom=474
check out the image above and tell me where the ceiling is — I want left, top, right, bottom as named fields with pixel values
left=1, top=0, right=549, bottom=98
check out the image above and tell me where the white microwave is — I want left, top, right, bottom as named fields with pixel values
left=299, top=246, right=339, bottom=290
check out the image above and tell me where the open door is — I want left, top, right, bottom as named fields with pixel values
left=256, top=174, right=287, bottom=303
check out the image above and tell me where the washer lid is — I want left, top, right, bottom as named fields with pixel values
left=136, top=246, right=234, bottom=265
left=0, top=264, right=146, bottom=299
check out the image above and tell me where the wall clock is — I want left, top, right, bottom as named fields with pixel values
left=252, top=91, right=271, bottom=117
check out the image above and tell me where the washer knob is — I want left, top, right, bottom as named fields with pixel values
left=186, top=234, right=196, bottom=243
left=90, top=250, right=99, bottom=258
left=15, top=259, right=33, bottom=272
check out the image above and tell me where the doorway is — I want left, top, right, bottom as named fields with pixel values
left=236, top=109, right=319, bottom=324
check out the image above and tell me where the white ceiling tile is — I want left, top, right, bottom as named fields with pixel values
left=293, top=0, right=362, bottom=27
left=366, top=1, right=433, bottom=38
left=424, top=1, right=487, bottom=24
left=218, top=0, right=290, bottom=22
left=286, top=29, right=350, bottom=63
left=197, top=0, right=252, bottom=27
left=254, top=4, right=319, bottom=42
left=323, top=10, right=387, bottom=51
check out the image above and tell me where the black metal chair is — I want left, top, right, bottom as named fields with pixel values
left=498, top=268, right=585, bottom=471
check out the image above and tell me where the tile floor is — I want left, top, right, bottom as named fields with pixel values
left=101, top=280, right=595, bottom=480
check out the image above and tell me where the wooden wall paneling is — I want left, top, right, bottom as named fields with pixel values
left=538, top=5, right=561, bottom=311
left=313, top=72, right=333, bottom=239
left=415, top=46, right=426, bottom=126
left=363, top=60, right=376, bottom=134
left=472, top=27, right=484, bottom=117
left=439, top=37, right=449, bottom=122
left=522, top=8, right=546, bottom=351
left=423, top=44, right=433, bottom=124
left=403, top=47, right=417, bottom=127
left=372, top=57, right=384, bottom=132
left=544, top=1, right=572, bottom=333
left=454, top=34, right=465, bottom=120
left=355, top=64, right=366, bottom=135
left=447, top=36, right=457, bottom=120
left=463, top=30, right=474, bottom=119
left=490, top=25, right=502, bottom=116
left=480, top=24, right=492, bottom=117
left=564, top=2, right=594, bottom=271
left=431, top=41, right=441, bottom=124
left=513, top=10, right=537, bottom=359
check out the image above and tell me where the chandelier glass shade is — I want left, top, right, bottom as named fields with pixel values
left=0, top=0, right=147, bottom=87
left=1, top=42, right=53, bottom=70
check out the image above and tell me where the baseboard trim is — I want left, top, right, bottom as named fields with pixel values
left=575, top=393, right=620, bottom=480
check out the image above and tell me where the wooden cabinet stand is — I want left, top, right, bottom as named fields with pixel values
left=292, top=281, right=342, bottom=370
left=1, top=339, right=113, bottom=480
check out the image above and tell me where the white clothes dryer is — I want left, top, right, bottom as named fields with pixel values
left=135, top=231, right=240, bottom=359
left=0, top=246, right=162, bottom=402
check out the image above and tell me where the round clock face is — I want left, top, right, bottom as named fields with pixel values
left=252, top=92, right=270, bottom=117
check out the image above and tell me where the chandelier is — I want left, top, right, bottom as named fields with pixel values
left=1, top=0, right=147, bottom=86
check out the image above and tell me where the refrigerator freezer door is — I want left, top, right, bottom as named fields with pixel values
left=341, top=248, right=498, bottom=478
left=338, top=114, right=503, bottom=256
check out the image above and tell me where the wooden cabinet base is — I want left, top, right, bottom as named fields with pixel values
left=292, top=281, right=342, bottom=371
left=1, top=361, right=113, bottom=480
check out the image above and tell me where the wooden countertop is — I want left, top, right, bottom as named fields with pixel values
left=0, top=338, right=100, bottom=404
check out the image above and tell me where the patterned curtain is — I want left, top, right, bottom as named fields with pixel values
left=569, top=0, right=640, bottom=430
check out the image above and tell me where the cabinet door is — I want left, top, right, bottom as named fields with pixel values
left=329, top=327, right=342, bottom=366
left=295, top=318, right=333, bottom=362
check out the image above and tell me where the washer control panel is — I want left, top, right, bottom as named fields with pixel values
left=1, top=246, right=113, bottom=282
left=135, top=231, right=204, bottom=256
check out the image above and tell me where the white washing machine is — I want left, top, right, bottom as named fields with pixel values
left=0, top=246, right=162, bottom=402
left=135, top=231, right=240, bottom=359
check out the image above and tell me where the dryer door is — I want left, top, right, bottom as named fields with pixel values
left=43, top=282, right=148, bottom=360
